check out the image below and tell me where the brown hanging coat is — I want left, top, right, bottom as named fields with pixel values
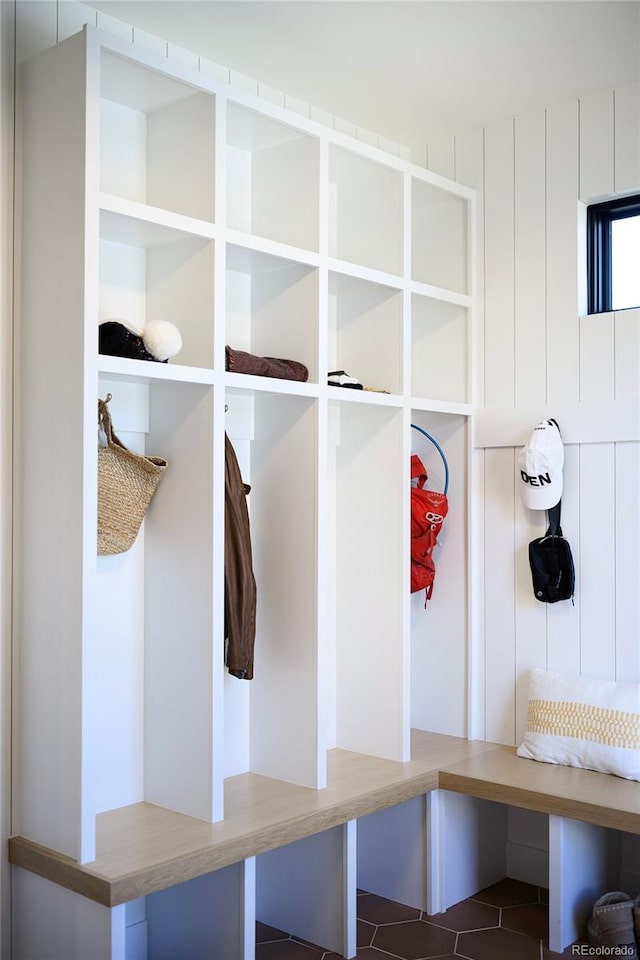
left=224, top=434, right=257, bottom=679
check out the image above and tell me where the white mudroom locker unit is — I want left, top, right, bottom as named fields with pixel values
left=11, top=22, right=477, bottom=959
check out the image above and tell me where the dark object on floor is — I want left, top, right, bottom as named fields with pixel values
left=226, top=345, right=308, bottom=382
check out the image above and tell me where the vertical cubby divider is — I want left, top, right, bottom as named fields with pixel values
left=249, top=392, right=323, bottom=787
left=332, top=399, right=408, bottom=762
left=410, top=410, right=469, bottom=739
left=144, top=381, right=217, bottom=820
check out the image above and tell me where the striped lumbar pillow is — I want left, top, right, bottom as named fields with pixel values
left=517, top=668, right=640, bottom=781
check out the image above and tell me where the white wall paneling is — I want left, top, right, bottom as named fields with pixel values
left=427, top=134, right=455, bottom=182
left=579, top=443, right=617, bottom=680
left=514, top=111, right=546, bottom=407
left=483, top=448, right=516, bottom=744
left=614, top=82, right=640, bottom=193
left=546, top=99, right=580, bottom=405
left=580, top=311, right=615, bottom=401
left=513, top=497, right=547, bottom=741
left=615, top=308, right=640, bottom=399
left=453, top=128, right=484, bottom=408
left=15, top=0, right=57, bottom=64
left=546, top=443, right=581, bottom=679
left=474, top=397, right=640, bottom=449
left=469, top=446, right=486, bottom=740
left=483, top=120, right=515, bottom=408
left=58, top=1, right=97, bottom=43
left=579, top=89, right=614, bottom=201
left=466, top=81, right=639, bottom=758
left=615, top=441, right=640, bottom=683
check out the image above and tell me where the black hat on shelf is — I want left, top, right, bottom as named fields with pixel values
left=99, top=318, right=183, bottom=364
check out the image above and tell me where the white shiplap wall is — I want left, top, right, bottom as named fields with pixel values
left=428, top=87, right=640, bottom=747
left=432, top=87, right=639, bottom=885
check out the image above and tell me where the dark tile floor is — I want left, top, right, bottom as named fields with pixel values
left=255, top=878, right=588, bottom=959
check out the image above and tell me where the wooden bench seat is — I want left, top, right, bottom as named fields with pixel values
left=9, top=734, right=639, bottom=910
left=8, top=731, right=495, bottom=906
left=439, top=743, right=640, bottom=835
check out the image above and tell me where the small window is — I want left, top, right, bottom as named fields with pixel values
left=587, top=194, right=640, bottom=314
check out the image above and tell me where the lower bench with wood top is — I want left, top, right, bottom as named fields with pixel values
left=9, top=735, right=640, bottom=958
left=436, top=744, right=640, bottom=953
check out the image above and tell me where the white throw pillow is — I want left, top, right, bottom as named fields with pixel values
left=516, top=668, right=640, bottom=781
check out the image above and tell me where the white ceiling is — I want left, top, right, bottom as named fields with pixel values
left=87, top=1, right=640, bottom=146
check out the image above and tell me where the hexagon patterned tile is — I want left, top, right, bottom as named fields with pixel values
left=256, top=879, right=585, bottom=959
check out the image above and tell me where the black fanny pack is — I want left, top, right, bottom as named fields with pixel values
left=528, top=501, right=575, bottom=604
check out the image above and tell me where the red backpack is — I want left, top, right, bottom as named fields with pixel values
left=411, top=454, right=448, bottom=603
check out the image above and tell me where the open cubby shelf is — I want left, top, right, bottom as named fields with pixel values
left=13, top=24, right=476, bottom=960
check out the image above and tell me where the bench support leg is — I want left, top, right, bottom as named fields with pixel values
left=357, top=795, right=427, bottom=911
left=12, top=867, right=126, bottom=960
left=548, top=814, right=620, bottom=953
left=430, top=790, right=507, bottom=913
left=256, top=823, right=354, bottom=957
left=146, top=859, right=246, bottom=959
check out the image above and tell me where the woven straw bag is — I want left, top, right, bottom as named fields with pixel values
left=98, top=394, right=167, bottom=556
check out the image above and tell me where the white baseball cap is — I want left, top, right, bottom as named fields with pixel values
left=518, top=419, right=564, bottom=510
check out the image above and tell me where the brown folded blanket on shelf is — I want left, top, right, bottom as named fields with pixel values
left=226, top=346, right=309, bottom=382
